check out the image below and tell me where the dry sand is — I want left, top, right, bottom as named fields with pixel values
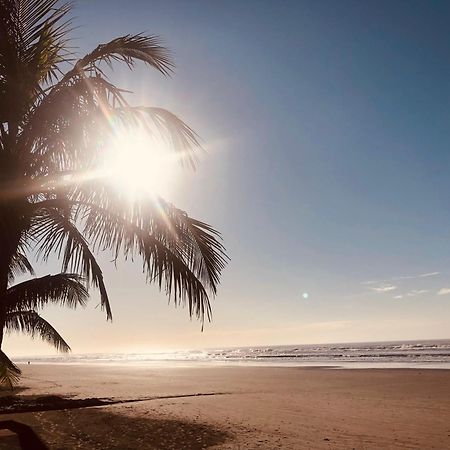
left=0, top=364, right=449, bottom=449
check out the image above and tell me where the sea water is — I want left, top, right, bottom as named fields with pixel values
left=15, top=339, right=450, bottom=369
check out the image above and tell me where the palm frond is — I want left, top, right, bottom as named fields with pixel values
left=68, top=185, right=227, bottom=322
left=30, top=191, right=218, bottom=322
left=21, top=76, right=127, bottom=172
left=62, top=34, right=173, bottom=82
left=0, top=0, right=72, bottom=124
left=0, top=350, right=21, bottom=389
left=27, top=4, right=73, bottom=86
left=83, top=202, right=213, bottom=321
left=159, top=201, right=228, bottom=294
left=5, top=309, right=70, bottom=352
left=7, top=0, right=70, bottom=50
left=6, top=273, right=88, bottom=311
left=74, top=186, right=227, bottom=291
left=7, top=251, right=35, bottom=284
left=30, top=204, right=112, bottom=319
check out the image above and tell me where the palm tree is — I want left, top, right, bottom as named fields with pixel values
left=0, top=0, right=227, bottom=386
left=2, top=272, right=88, bottom=386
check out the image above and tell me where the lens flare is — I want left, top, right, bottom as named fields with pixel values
left=101, top=128, right=176, bottom=198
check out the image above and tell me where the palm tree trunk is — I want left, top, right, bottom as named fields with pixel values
left=0, top=311, right=6, bottom=352
left=0, top=232, right=22, bottom=386
left=0, top=222, right=21, bottom=350
left=0, top=194, right=31, bottom=361
left=0, top=259, right=10, bottom=350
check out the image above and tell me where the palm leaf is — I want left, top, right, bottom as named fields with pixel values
left=62, top=34, right=173, bottom=82
left=5, top=273, right=88, bottom=311
left=76, top=192, right=225, bottom=323
left=5, top=309, right=70, bottom=352
left=30, top=204, right=112, bottom=320
left=0, top=0, right=72, bottom=124
left=7, top=251, right=35, bottom=284
left=22, top=76, right=127, bottom=172
left=31, top=191, right=221, bottom=323
left=74, top=195, right=213, bottom=322
left=0, top=350, right=21, bottom=389
left=77, top=187, right=227, bottom=292
left=160, top=202, right=228, bottom=294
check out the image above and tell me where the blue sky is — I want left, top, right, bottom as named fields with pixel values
left=7, top=0, right=450, bottom=355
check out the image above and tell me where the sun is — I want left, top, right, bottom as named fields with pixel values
left=101, top=129, right=175, bottom=198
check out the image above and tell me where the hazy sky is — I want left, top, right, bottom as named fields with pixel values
left=7, top=0, right=450, bottom=356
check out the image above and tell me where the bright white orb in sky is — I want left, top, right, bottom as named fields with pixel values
left=302, top=292, right=309, bottom=300
left=102, top=128, right=175, bottom=198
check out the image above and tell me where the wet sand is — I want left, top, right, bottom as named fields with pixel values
left=0, top=364, right=449, bottom=449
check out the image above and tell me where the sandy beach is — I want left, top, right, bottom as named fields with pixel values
left=0, top=364, right=448, bottom=449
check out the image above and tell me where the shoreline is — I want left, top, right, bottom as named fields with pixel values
left=12, top=360, right=450, bottom=370
left=0, top=364, right=449, bottom=449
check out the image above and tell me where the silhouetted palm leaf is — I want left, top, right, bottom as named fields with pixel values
left=30, top=205, right=112, bottom=319
left=8, top=251, right=35, bottom=283
left=64, top=34, right=173, bottom=79
left=5, top=310, right=70, bottom=352
left=0, top=350, right=21, bottom=389
left=0, top=0, right=72, bottom=122
left=6, top=273, right=88, bottom=311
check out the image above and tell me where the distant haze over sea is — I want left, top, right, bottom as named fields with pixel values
left=15, top=339, right=450, bottom=369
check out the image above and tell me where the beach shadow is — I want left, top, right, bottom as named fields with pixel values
left=0, top=398, right=232, bottom=450
left=0, top=394, right=91, bottom=414
left=0, top=392, right=229, bottom=415
left=64, top=409, right=231, bottom=450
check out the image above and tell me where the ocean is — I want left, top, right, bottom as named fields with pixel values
left=15, top=339, right=450, bottom=369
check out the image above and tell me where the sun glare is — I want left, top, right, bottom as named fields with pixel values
left=102, top=129, right=175, bottom=198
